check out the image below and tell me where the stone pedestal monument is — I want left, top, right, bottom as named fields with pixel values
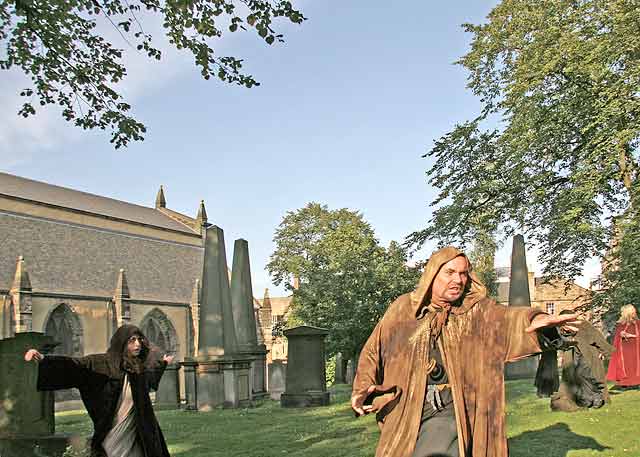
left=281, top=326, right=330, bottom=407
left=155, top=363, right=180, bottom=409
left=185, top=226, right=252, bottom=410
left=334, top=352, right=345, bottom=384
left=0, top=332, right=83, bottom=457
left=505, top=234, right=539, bottom=380
left=230, top=239, right=268, bottom=400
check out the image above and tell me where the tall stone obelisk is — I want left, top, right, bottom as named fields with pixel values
left=505, top=234, right=538, bottom=379
left=230, top=239, right=268, bottom=399
left=190, top=226, right=251, bottom=410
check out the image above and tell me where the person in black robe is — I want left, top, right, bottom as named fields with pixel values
left=24, top=324, right=172, bottom=457
left=534, top=310, right=614, bottom=412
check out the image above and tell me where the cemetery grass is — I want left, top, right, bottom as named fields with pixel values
left=56, top=382, right=640, bottom=457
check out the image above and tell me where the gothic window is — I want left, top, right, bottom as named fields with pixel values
left=44, top=303, right=83, bottom=356
left=143, top=318, right=168, bottom=352
left=43, top=303, right=83, bottom=402
left=139, top=308, right=178, bottom=356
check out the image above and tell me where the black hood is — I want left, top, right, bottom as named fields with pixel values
left=108, top=324, right=145, bottom=355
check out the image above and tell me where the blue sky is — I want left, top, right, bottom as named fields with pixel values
left=0, top=1, right=600, bottom=296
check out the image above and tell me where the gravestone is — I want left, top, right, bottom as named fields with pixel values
left=505, top=234, right=539, bottom=380
left=0, top=332, right=83, bottom=457
left=155, top=363, right=180, bottom=409
left=334, top=352, right=346, bottom=384
left=268, top=361, right=287, bottom=400
left=346, top=359, right=355, bottom=385
left=280, top=326, right=330, bottom=407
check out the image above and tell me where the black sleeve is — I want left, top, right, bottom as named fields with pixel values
left=144, top=361, right=168, bottom=392
left=537, top=327, right=576, bottom=351
left=37, top=355, right=92, bottom=391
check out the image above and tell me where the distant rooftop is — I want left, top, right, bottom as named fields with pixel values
left=0, top=172, right=198, bottom=235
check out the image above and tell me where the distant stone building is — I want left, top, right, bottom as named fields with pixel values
left=0, top=172, right=265, bottom=401
left=495, top=267, right=591, bottom=315
left=256, top=289, right=292, bottom=363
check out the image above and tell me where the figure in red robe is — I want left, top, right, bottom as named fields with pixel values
left=606, top=304, right=640, bottom=388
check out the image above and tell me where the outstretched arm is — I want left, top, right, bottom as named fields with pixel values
left=26, top=348, right=92, bottom=391
left=503, top=307, right=579, bottom=362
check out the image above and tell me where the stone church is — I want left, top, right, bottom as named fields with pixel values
left=0, top=171, right=266, bottom=402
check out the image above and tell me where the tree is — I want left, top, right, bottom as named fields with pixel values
left=0, top=0, right=305, bottom=148
left=267, top=203, right=420, bottom=360
left=408, top=0, right=639, bottom=289
left=467, top=230, right=498, bottom=297
left=591, top=204, right=640, bottom=328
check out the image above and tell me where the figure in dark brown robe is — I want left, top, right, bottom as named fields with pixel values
left=351, top=247, right=578, bottom=457
left=25, top=324, right=171, bottom=457
left=548, top=315, right=614, bottom=412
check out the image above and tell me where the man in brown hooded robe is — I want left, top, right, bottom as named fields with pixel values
left=25, top=324, right=173, bottom=457
left=351, top=247, right=578, bottom=457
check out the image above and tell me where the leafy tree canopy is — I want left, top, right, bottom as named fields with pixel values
left=467, top=230, right=498, bottom=297
left=268, top=203, right=421, bottom=360
left=0, top=0, right=305, bottom=148
left=408, top=0, right=639, bottom=286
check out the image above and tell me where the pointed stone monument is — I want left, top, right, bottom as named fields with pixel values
left=505, top=234, right=538, bottom=379
left=185, top=225, right=251, bottom=410
left=230, top=239, right=268, bottom=399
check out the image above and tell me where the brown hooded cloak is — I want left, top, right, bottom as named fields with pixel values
left=352, top=247, right=548, bottom=457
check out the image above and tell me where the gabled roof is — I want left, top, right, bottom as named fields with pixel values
left=0, top=172, right=198, bottom=235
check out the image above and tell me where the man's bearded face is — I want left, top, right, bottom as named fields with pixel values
left=431, top=256, right=469, bottom=304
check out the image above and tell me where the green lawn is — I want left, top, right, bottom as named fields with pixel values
left=56, top=382, right=640, bottom=457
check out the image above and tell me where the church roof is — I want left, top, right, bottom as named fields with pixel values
left=0, top=172, right=198, bottom=235
left=0, top=210, right=203, bottom=302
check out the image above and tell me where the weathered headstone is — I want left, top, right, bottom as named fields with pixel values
left=193, top=226, right=251, bottom=410
left=280, top=326, right=330, bottom=407
left=230, top=239, right=268, bottom=399
left=268, top=360, right=287, bottom=400
left=346, top=359, right=355, bottom=385
left=155, top=363, right=180, bottom=409
left=0, top=332, right=83, bottom=457
left=334, top=352, right=345, bottom=384
left=505, top=234, right=539, bottom=379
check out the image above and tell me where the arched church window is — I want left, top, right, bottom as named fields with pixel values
left=44, top=303, right=83, bottom=356
left=43, top=303, right=83, bottom=402
left=139, top=308, right=178, bottom=356
left=143, top=318, right=168, bottom=352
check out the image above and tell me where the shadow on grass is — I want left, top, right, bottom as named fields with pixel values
left=509, top=422, right=611, bottom=457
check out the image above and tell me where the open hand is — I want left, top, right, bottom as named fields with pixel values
left=162, top=354, right=175, bottom=364
left=351, top=385, right=377, bottom=416
left=525, top=313, right=581, bottom=334
left=24, top=349, right=43, bottom=362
